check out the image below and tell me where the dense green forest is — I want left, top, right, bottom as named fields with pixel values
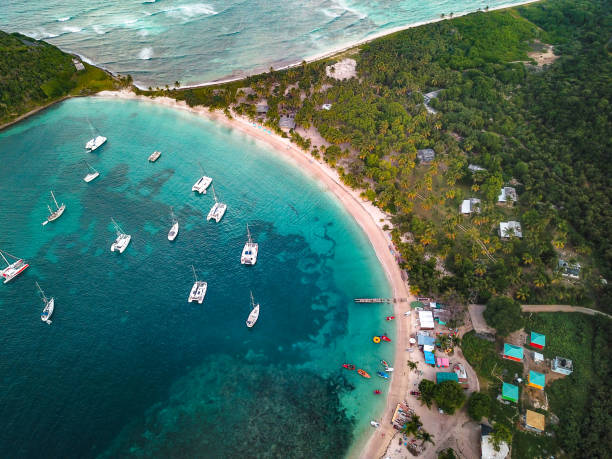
left=0, top=30, right=121, bottom=125
left=147, top=0, right=610, bottom=312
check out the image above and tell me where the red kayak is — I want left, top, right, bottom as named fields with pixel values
left=381, top=335, right=392, bottom=342
left=342, top=364, right=356, bottom=370
left=386, top=316, right=395, bottom=321
left=374, top=390, right=381, bottom=394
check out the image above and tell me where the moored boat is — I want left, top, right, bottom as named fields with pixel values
left=1, top=249, right=29, bottom=284
left=192, top=162, right=213, bottom=193
left=36, top=281, right=54, bottom=324
left=110, top=218, right=131, bottom=253
left=357, top=369, right=371, bottom=378
left=246, top=291, right=260, bottom=327
left=188, top=265, right=207, bottom=303
left=168, top=207, right=179, bottom=241
left=381, top=335, right=392, bottom=342
left=85, top=135, right=107, bottom=151
left=42, top=191, right=66, bottom=225
left=342, top=364, right=356, bottom=370
left=241, top=224, right=258, bottom=265
left=148, top=151, right=161, bottom=162
left=206, top=185, right=227, bottom=222
left=386, top=316, right=395, bottom=320
left=83, top=161, right=100, bottom=182
left=377, top=371, right=389, bottom=379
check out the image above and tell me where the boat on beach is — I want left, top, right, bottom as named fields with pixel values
left=148, top=151, right=161, bottom=162
left=206, top=185, right=227, bottom=222
left=1, top=249, right=29, bottom=284
left=36, top=281, right=54, bottom=324
left=168, top=207, right=179, bottom=241
left=110, top=218, right=131, bottom=253
left=188, top=265, right=207, bottom=303
left=357, top=369, right=371, bottom=378
left=240, top=224, right=258, bottom=265
left=83, top=161, right=100, bottom=182
left=42, top=191, right=66, bottom=226
left=85, top=135, right=107, bottom=151
left=370, top=421, right=380, bottom=428
left=377, top=371, right=389, bottom=379
left=246, top=291, right=260, bottom=327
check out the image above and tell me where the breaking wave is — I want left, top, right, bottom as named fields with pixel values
left=138, top=47, right=154, bottom=59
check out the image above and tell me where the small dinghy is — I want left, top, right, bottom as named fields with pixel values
left=357, top=369, right=371, bottom=379
left=377, top=371, right=389, bottom=379
left=370, top=421, right=380, bottom=428
left=381, top=335, right=392, bottom=342
left=342, top=364, right=356, bottom=370
left=148, top=151, right=161, bottom=162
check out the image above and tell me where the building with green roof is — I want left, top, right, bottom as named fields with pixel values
left=502, top=382, right=519, bottom=402
left=436, top=372, right=459, bottom=383
left=528, top=370, right=545, bottom=389
left=503, top=343, right=524, bottom=362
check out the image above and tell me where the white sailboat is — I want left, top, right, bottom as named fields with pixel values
left=83, top=161, right=100, bottom=182
left=36, top=281, right=54, bottom=325
left=110, top=218, right=131, bottom=253
left=42, top=191, right=66, bottom=226
left=246, top=291, right=260, bottom=328
left=1, top=249, right=29, bottom=284
left=192, top=163, right=212, bottom=193
left=241, top=224, right=258, bottom=265
left=168, top=207, right=179, bottom=241
left=188, top=265, right=207, bottom=303
left=206, top=185, right=227, bottom=222
left=148, top=151, right=161, bottom=162
left=85, top=135, right=107, bottom=151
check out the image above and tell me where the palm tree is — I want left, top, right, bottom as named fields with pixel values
left=418, top=430, right=435, bottom=446
left=174, top=81, right=180, bottom=88
left=407, top=360, right=418, bottom=371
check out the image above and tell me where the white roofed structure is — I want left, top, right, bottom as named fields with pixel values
left=418, top=310, right=435, bottom=329
left=499, top=221, right=522, bottom=239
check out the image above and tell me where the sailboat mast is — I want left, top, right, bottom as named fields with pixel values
left=50, top=191, right=59, bottom=210
left=191, top=265, right=198, bottom=282
left=246, top=224, right=252, bottom=243
left=211, top=185, right=218, bottom=203
left=47, top=205, right=54, bottom=215
left=0, top=250, right=9, bottom=266
left=250, top=291, right=255, bottom=307
left=35, top=281, right=48, bottom=303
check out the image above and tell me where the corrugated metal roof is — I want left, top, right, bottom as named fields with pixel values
left=503, top=343, right=524, bottom=360
left=436, top=372, right=458, bottom=383
left=528, top=370, right=545, bottom=388
left=502, top=382, right=519, bottom=402
left=530, top=331, right=546, bottom=347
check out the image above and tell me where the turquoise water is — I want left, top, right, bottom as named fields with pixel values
left=0, top=97, right=394, bottom=458
left=2, top=0, right=531, bottom=87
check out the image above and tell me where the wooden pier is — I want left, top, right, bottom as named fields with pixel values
left=354, top=298, right=409, bottom=304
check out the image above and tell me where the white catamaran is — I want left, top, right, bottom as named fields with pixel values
left=188, top=265, right=207, bottom=303
left=192, top=162, right=213, bottom=193
left=85, top=135, right=107, bottom=151
left=110, top=218, right=131, bottom=253
left=83, top=161, right=100, bottom=182
left=246, top=291, right=260, bottom=328
left=1, top=249, right=29, bottom=284
left=241, top=224, right=259, bottom=265
left=168, top=207, right=179, bottom=241
left=148, top=151, right=161, bottom=162
left=36, top=282, right=54, bottom=325
left=42, top=191, right=66, bottom=226
left=206, top=185, right=227, bottom=222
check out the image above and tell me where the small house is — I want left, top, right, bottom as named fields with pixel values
left=424, top=351, right=436, bottom=365
left=454, top=363, right=468, bottom=383
left=533, top=351, right=544, bottom=363
left=529, top=331, right=546, bottom=349
left=418, top=310, right=435, bottom=329
left=321, top=103, right=332, bottom=110
left=417, top=148, right=435, bottom=163
left=468, top=164, right=486, bottom=173
left=499, top=221, right=523, bottom=239
left=436, top=357, right=450, bottom=368
left=558, top=259, right=581, bottom=278
left=528, top=370, right=545, bottom=390
left=525, top=410, right=546, bottom=432
left=436, top=372, right=459, bottom=383
left=481, top=424, right=509, bottom=459
left=461, top=198, right=481, bottom=215
left=497, top=186, right=518, bottom=205
left=551, top=356, right=573, bottom=375
left=501, top=382, right=519, bottom=403
left=503, top=343, right=524, bottom=362
left=72, top=58, right=85, bottom=71
left=256, top=103, right=269, bottom=115
left=279, top=115, right=296, bottom=132
left=417, top=334, right=436, bottom=352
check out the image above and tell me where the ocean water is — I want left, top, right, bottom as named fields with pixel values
left=2, top=0, right=530, bottom=87
left=0, top=97, right=395, bottom=458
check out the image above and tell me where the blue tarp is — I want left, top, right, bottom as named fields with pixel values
left=418, top=335, right=436, bottom=346
left=424, top=351, right=435, bottom=365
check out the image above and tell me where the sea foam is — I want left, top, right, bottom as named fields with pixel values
left=138, top=47, right=154, bottom=59
left=57, top=16, right=72, bottom=22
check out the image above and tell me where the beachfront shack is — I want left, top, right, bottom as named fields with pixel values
left=528, top=370, right=545, bottom=390
left=391, top=402, right=414, bottom=430
left=551, top=356, right=573, bottom=375
left=279, top=115, right=296, bottom=132
left=503, top=343, right=524, bottom=362
left=417, top=334, right=436, bottom=351
left=529, top=332, right=546, bottom=349
left=256, top=103, right=269, bottom=116
left=418, top=310, right=435, bottom=329
left=436, top=357, right=450, bottom=368
left=436, top=372, right=458, bottom=383
left=502, top=382, right=519, bottom=403
left=525, top=410, right=546, bottom=433
left=424, top=351, right=436, bottom=366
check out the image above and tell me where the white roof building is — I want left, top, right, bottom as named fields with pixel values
left=499, top=221, right=522, bottom=238
left=461, top=198, right=481, bottom=214
left=468, top=164, right=486, bottom=172
left=418, top=310, right=435, bottom=329
left=481, top=434, right=509, bottom=459
left=322, top=103, right=332, bottom=110
left=498, top=187, right=518, bottom=204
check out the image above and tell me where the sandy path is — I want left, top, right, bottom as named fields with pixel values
left=95, top=90, right=412, bottom=457
left=521, top=304, right=611, bottom=318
